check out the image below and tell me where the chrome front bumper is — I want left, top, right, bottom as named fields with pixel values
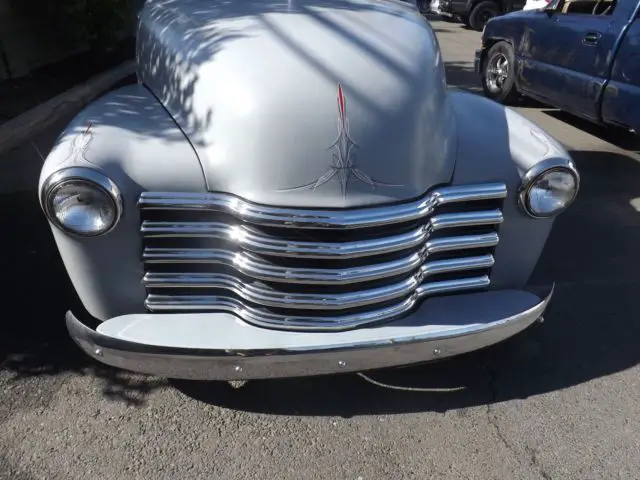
left=67, top=286, right=553, bottom=380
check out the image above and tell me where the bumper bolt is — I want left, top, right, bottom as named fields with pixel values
left=433, top=347, right=441, bottom=356
left=94, top=348, right=103, bottom=357
left=234, top=365, right=243, bottom=373
left=338, top=360, right=347, bottom=368
left=536, top=316, right=545, bottom=324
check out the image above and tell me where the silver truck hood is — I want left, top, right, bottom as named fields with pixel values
left=137, top=0, right=456, bottom=208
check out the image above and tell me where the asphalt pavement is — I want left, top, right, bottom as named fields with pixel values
left=1, top=18, right=639, bottom=480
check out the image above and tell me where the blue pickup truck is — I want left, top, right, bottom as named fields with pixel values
left=475, top=0, right=640, bottom=133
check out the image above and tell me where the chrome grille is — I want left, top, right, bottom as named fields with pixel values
left=138, top=183, right=506, bottom=331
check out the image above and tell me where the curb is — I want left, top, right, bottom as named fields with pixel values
left=0, top=60, right=136, bottom=156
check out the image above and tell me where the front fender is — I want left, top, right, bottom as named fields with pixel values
left=449, top=90, right=572, bottom=289
left=38, top=84, right=206, bottom=320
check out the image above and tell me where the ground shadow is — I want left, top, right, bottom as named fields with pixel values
left=542, top=109, right=640, bottom=153
left=444, top=61, right=482, bottom=93
left=0, top=190, right=168, bottom=406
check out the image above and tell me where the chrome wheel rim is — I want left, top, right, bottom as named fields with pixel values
left=486, top=53, right=509, bottom=92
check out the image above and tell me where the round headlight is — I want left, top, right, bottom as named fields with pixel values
left=42, top=168, right=122, bottom=236
left=519, top=161, right=579, bottom=218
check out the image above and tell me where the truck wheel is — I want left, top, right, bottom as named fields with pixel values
left=481, top=41, right=520, bottom=105
left=468, top=1, right=500, bottom=31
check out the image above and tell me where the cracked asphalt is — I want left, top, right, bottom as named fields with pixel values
left=1, top=18, right=640, bottom=480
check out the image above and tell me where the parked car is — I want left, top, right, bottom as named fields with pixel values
left=476, top=0, right=640, bottom=133
left=437, top=0, right=526, bottom=30
left=39, top=0, right=578, bottom=381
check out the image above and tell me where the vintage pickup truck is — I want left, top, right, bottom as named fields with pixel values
left=39, top=0, right=578, bottom=381
left=476, top=0, right=640, bottom=133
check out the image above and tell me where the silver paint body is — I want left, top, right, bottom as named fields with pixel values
left=39, top=0, right=573, bottom=379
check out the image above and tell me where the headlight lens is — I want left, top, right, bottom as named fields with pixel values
left=520, top=164, right=579, bottom=218
left=50, top=181, right=117, bottom=235
left=42, top=168, right=122, bottom=236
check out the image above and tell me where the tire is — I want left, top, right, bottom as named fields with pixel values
left=481, top=41, right=521, bottom=105
left=468, top=0, right=500, bottom=31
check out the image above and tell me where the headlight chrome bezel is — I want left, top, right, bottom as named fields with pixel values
left=518, top=158, right=580, bottom=219
left=41, top=167, right=123, bottom=237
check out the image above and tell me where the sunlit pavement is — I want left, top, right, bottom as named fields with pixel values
left=1, top=18, right=639, bottom=480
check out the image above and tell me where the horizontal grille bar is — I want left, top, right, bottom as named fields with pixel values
left=144, top=276, right=491, bottom=331
left=141, top=209, right=503, bottom=259
left=139, top=183, right=507, bottom=229
left=143, top=233, right=499, bottom=285
left=144, top=255, right=494, bottom=310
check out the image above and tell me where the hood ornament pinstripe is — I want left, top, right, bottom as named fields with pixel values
left=280, top=84, right=401, bottom=198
